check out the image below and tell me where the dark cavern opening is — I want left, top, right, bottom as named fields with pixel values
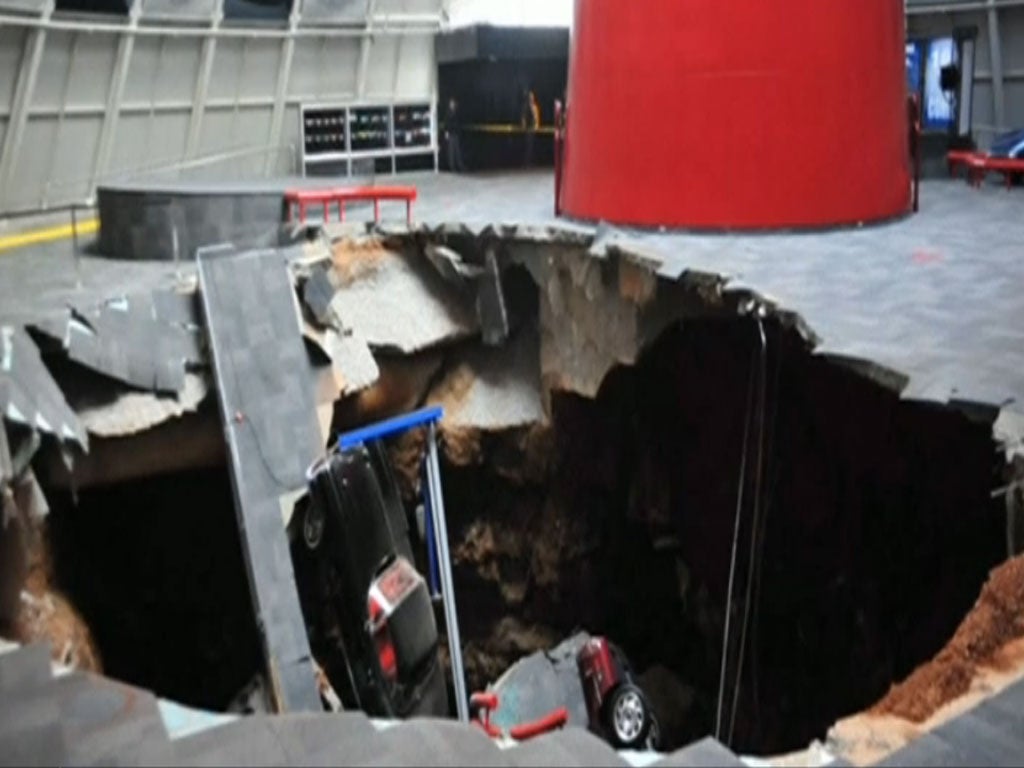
left=440, top=316, right=1007, bottom=755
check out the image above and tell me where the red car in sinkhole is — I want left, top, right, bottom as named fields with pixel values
left=578, top=636, right=657, bottom=750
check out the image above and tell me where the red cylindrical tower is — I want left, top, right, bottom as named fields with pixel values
left=560, top=0, right=911, bottom=229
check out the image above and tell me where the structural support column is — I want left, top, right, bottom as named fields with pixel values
left=357, top=0, right=380, bottom=98
left=186, top=3, right=224, bottom=161
left=265, top=7, right=299, bottom=175
left=986, top=0, right=1006, bottom=131
left=90, top=20, right=138, bottom=197
left=40, top=31, right=80, bottom=208
left=0, top=18, right=48, bottom=209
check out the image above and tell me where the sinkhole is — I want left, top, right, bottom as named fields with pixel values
left=23, top=313, right=1014, bottom=757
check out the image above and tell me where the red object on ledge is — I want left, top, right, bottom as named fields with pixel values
left=285, top=185, right=417, bottom=225
left=469, top=692, right=569, bottom=742
left=560, top=0, right=911, bottom=229
left=947, top=149, right=984, bottom=177
left=967, top=156, right=1024, bottom=189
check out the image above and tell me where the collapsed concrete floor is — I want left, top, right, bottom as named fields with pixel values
left=2, top=227, right=1023, bottom=759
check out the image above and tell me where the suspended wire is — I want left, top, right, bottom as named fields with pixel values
left=749, top=323, right=784, bottom=732
left=715, top=335, right=758, bottom=742
left=727, top=314, right=769, bottom=746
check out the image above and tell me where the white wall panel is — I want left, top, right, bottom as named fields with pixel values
left=377, top=0, right=437, bottom=14
left=279, top=103, right=301, bottom=172
left=393, top=33, right=432, bottom=99
left=64, top=32, right=119, bottom=109
left=30, top=30, right=72, bottom=113
left=363, top=34, right=398, bottom=98
left=141, top=0, right=218, bottom=21
left=300, top=0, right=368, bottom=23
left=123, top=34, right=162, bottom=106
left=1003, top=9, right=1024, bottom=70
left=108, top=113, right=154, bottom=175
left=45, top=114, right=103, bottom=202
left=0, top=4, right=439, bottom=213
left=0, top=0, right=47, bottom=12
left=318, top=37, right=360, bottom=98
left=0, top=27, right=28, bottom=114
left=159, top=38, right=204, bottom=103
left=208, top=37, right=245, bottom=101
left=288, top=38, right=326, bottom=100
left=238, top=39, right=283, bottom=101
left=9, top=116, right=59, bottom=208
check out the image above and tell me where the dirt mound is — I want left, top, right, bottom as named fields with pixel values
left=870, top=554, right=1024, bottom=722
left=330, top=237, right=391, bottom=285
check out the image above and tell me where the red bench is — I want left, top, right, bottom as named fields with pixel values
left=284, top=185, right=417, bottom=225
left=946, top=149, right=983, bottom=178
left=966, top=155, right=1024, bottom=189
left=335, top=186, right=417, bottom=225
left=284, top=188, right=335, bottom=224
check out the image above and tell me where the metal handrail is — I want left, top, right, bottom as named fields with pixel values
left=37, top=142, right=297, bottom=212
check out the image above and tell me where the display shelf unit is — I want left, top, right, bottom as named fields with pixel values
left=301, top=101, right=438, bottom=177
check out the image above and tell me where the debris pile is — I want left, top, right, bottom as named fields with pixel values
left=870, top=553, right=1024, bottom=722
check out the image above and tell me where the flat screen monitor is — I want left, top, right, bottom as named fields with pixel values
left=905, top=41, right=923, bottom=96
left=923, top=37, right=958, bottom=131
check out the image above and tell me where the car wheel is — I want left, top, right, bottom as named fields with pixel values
left=303, top=502, right=325, bottom=551
left=603, top=683, right=651, bottom=749
left=645, top=713, right=661, bottom=751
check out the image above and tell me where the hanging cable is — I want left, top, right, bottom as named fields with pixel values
left=727, top=312, right=769, bottom=746
left=748, top=323, right=784, bottom=732
left=714, top=333, right=758, bottom=742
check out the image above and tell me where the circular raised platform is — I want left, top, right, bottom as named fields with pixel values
left=97, top=178, right=318, bottom=261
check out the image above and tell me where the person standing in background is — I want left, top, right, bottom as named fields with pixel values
left=522, top=89, right=541, bottom=167
left=443, top=98, right=466, bottom=173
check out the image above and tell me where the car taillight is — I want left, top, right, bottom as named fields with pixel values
left=369, top=594, right=398, bottom=680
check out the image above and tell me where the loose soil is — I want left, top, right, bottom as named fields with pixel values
left=870, top=553, right=1024, bottom=723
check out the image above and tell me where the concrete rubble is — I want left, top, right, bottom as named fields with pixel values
left=326, top=237, right=478, bottom=354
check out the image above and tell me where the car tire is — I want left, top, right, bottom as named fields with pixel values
left=303, top=502, right=325, bottom=552
left=602, top=683, right=651, bottom=749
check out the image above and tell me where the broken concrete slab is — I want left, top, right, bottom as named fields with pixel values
left=302, top=322, right=380, bottom=399
left=486, top=632, right=591, bottom=732
left=328, top=239, right=478, bottom=354
left=40, top=406, right=224, bottom=490
left=0, top=325, right=87, bottom=450
left=301, top=265, right=338, bottom=327
left=478, top=249, right=510, bottom=346
left=424, top=242, right=485, bottom=285
left=73, top=372, right=210, bottom=439
left=994, top=408, right=1024, bottom=461
left=535, top=250, right=648, bottom=401
left=428, top=326, right=543, bottom=433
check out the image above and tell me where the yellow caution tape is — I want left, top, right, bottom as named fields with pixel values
left=0, top=217, right=99, bottom=254
left=462, top=124, right=557, bottom=135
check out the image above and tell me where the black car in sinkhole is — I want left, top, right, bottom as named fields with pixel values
left=288, top=440, right=448, bottom=718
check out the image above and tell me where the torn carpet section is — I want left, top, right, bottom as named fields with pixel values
left=197, top=246, right=322, bottom=713
left=0, top=325, right=87, bottom=451
left=31, top=291, right=200, bottom=395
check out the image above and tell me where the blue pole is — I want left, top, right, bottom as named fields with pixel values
left=338, top=406, right=444, bottom=449
left=422, top=458, right=441, bottom=598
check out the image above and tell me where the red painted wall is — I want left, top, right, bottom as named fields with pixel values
left=560, top=0, right=911, bottom=229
